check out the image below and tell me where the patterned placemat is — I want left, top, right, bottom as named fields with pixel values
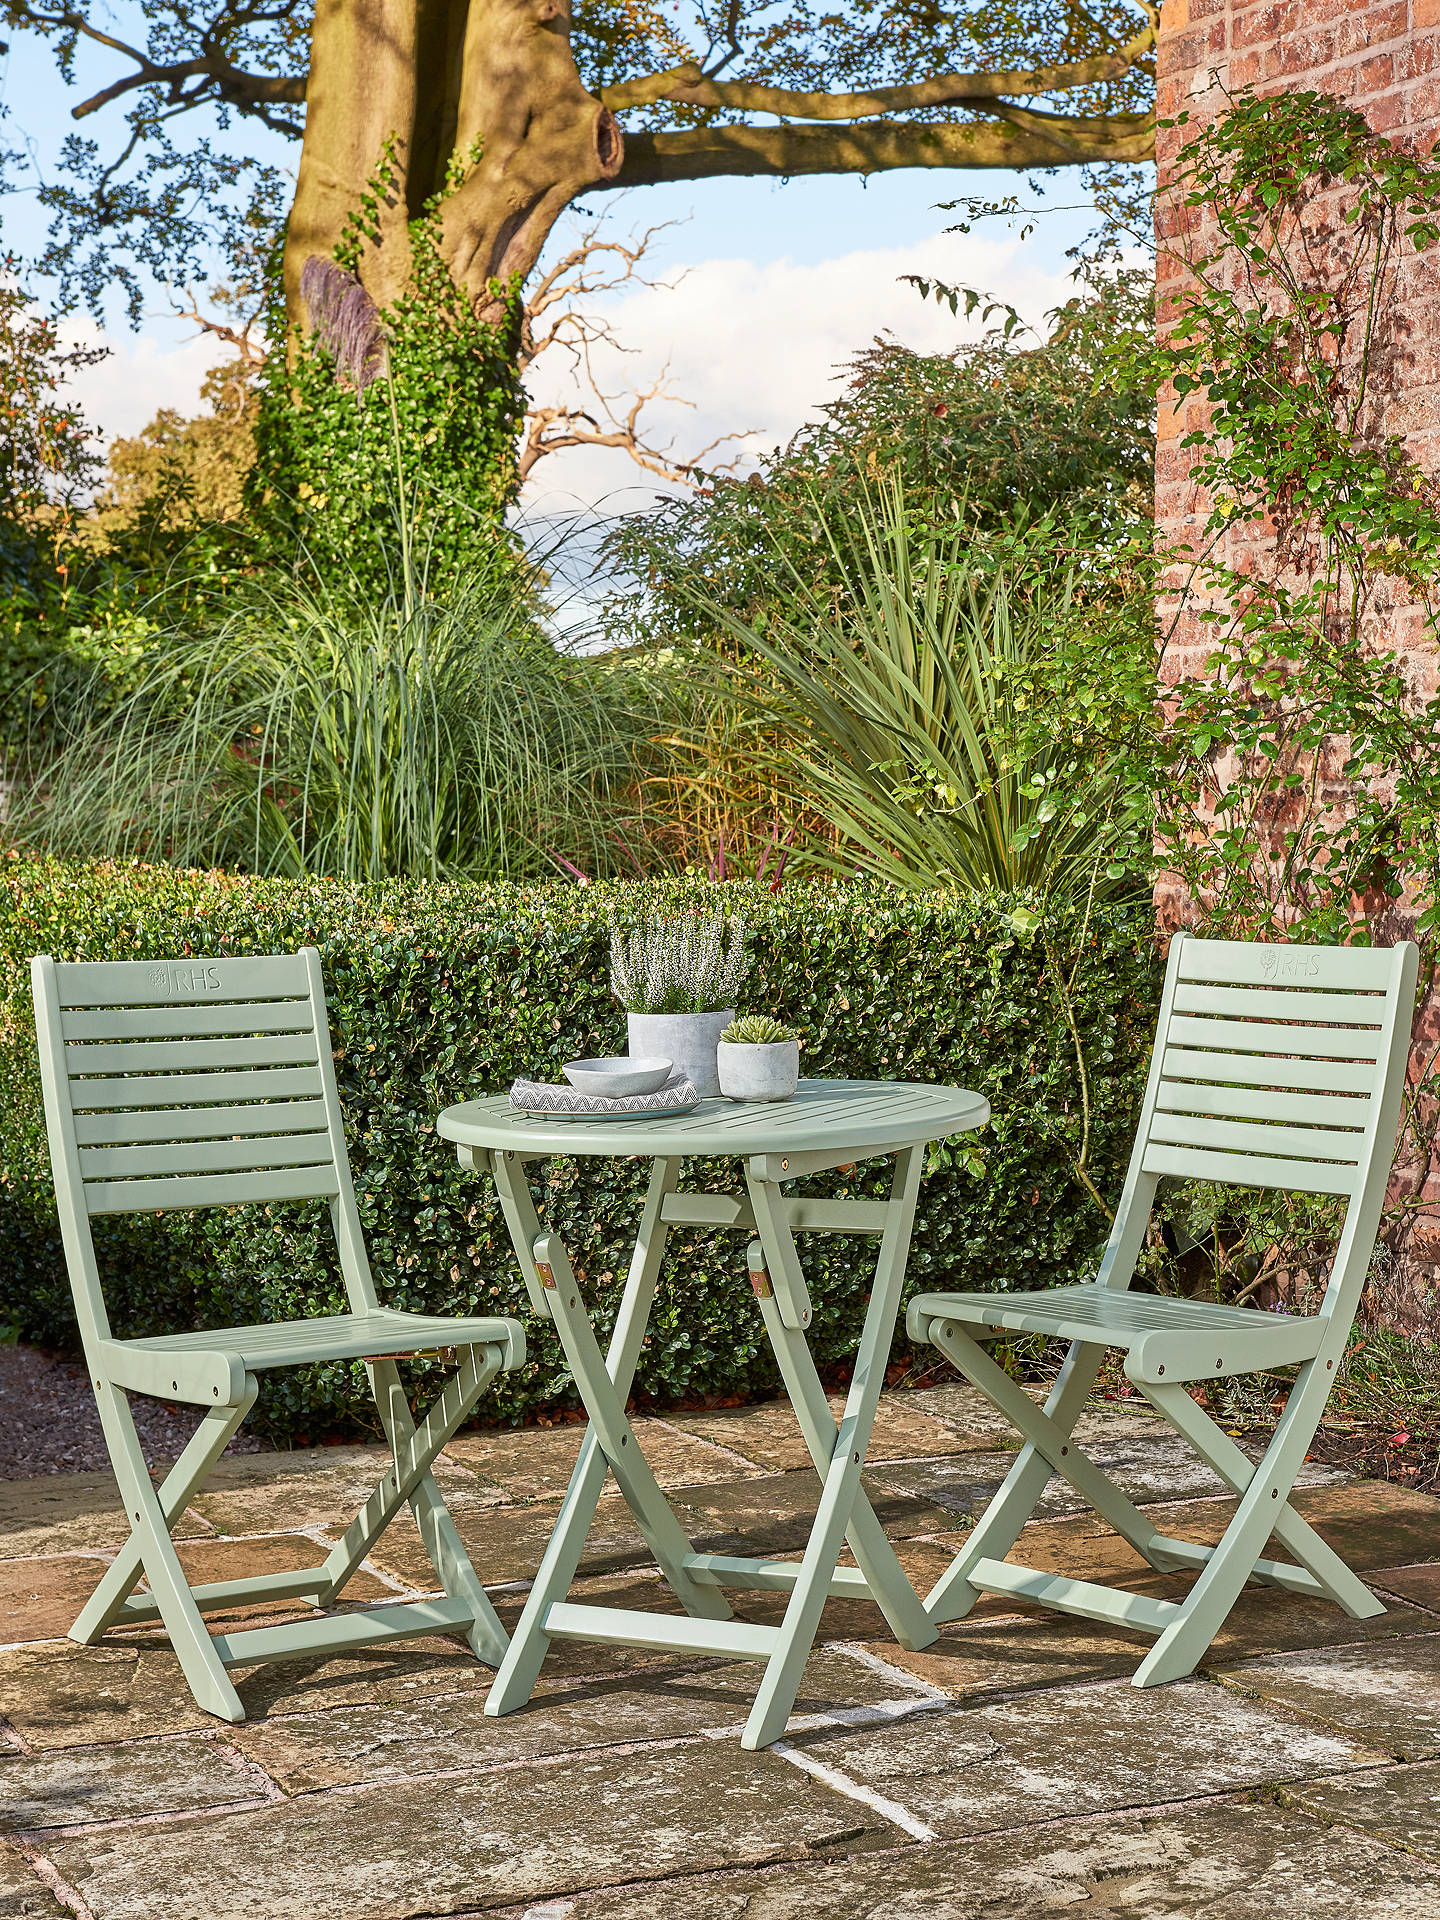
left=509, top=1072, right=699, bottom=1117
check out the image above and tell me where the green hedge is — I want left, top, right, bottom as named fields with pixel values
left=0, top=860, right=1162, bottom=1437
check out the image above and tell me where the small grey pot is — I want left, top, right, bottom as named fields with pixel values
left=716, top=1038, right=800, bottom=1102
left=627, top=1009, right=735, bottom=1100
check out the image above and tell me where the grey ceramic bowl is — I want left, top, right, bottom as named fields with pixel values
left=562, top=1056, right=673, bottom=1097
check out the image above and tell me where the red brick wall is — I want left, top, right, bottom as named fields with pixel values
left=1154, top=0, right=1440, bottom=1328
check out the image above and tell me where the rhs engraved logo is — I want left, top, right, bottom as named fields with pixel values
left=149, top=963, right=224, bottom=994
left=1258, top=952, right=1319, bottom=981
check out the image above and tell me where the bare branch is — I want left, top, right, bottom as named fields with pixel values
left=518, top=217, right=752, bottom=489
left=169, top=291, right=267, bottom=366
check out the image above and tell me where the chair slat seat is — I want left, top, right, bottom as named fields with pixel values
left=31, top=943, right=526, bottom=1725
left=909, top=932, right=1419, bottom=1691
left=907, top=1286, right=1326, bottom=1379
left=120, top=1308, right=524, bottom=1371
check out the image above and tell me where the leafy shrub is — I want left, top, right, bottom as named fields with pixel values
left=654, top=476, right=1148, bottom=904
left=0, top=861, right=1160, bottom=1438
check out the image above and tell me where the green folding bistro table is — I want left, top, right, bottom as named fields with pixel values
left=438, top=1076, right=988, bottom=1750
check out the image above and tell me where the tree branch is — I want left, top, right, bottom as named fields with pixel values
left=609, top=109, right=1155, bottom=189
left=603, top=10, right=1156, bottom=116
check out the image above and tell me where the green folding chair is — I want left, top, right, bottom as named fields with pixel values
left=908, top=933, right=1418, bottom=1686
left=31, top=947, right=526, bottom=1723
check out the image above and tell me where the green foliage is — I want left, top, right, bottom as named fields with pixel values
left=15, top=557, right=655, bottom=885
left=0, top=861, right=1161, bottom=1437
left=662, top=474, right=1147, bottom=905
left=602, top=268, right=1155, bottom=650
left=1147, top=90, right=1440, bottom=949
left=251, top=170, right=524, bottom=590
left=721, top=1014, right=797, bottom=1044
left=0, top=251, right=105, bottom=525
left=96, top=359, right=259, bottom=532
left=608, top=908, right=750, bottom=1013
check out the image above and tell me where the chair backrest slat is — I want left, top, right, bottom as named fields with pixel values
left=1174, top=941, right=1388, bottom=991
left=1147, top=1113, right=1365, bottom=1166
left=1160, top=1047, right=1379, bottom=1095
left=85, top=1163, right=344, bottom=1216
left=1171, top=983, right=1386, bottom=1025
left=69, top=1065, right=326, bottom=1111
left=1143, top=1142, right=1361, bottom=1197
left=66, top=1033, right=322, bottom=1076
left=73, top=1099, right=330, bottom=1147
left=59, top=1000, right=315, bottom=1041
left=78, top=1135, right=339, bottom=1181
left=52, top=953, right=311, bottom=1005
left=1137, top=934, right=1413, bottom=1205
left=1164, top=1014, right=1384, bottom=1063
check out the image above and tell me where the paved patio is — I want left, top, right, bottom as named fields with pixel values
left=3, top=1384, right=1440, bottom=1918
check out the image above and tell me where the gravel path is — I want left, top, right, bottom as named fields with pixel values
left=0, top=1342, right=271, bottom=1477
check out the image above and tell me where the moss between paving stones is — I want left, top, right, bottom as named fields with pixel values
left=0, top=860, right=1160, bottom=1438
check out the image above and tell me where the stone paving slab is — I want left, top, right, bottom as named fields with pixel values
left=661, top=1395, right=992, bottom=1472
left=860, top=1582, right=1437, bottom=1702
left=43, top=1742, right=887, bottom=1920
left=441, top=1421, right=752, bottom=1498
left=787, top=1676, right=1383, bottom=1837
left=0, top=1634, right=496, bottom=1750
left=489, top=1799, right=1440, bottom=1919
left=0, top=1849, right=66, bottom=1918
left=345, top=1491, right=665, bottom=1590
left=0, top=1733, right=258, bottom=1832
left=906, top=1381, right=1171, bottom=1445
left=1217, top=1634, right=1440, bottom=1760
left=1287, top=1757, right=1440, bottom=1863
left=1376, top=1561, right=1440, bottom=1611
left=668, top=1470, right=955, bottom=1553
left=229, top=1648, right=928, bottom=1793
left=995, top=1479, right=1440, bottom=1589
left=0, top=1474, right=211, bottom=1561
left=2, top=1537, right=396, bottom=1649
left=190, top=1448, right=492, bottom=1537
left=872, top=1436, right=1345, bottom=1522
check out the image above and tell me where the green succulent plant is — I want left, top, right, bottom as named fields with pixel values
left=720, top=1014, right=798, bottom=1046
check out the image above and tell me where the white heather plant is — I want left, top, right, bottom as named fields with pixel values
left=609, top=910, right=749, bottom=1015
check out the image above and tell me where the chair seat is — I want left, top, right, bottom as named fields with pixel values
left=907, top=1286, right=1325, bottom=1383
left=114, top=1308, right=526, bottom=1376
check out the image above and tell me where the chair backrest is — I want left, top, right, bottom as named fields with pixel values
left=31, top=947, right=373, bottom=1348
left=1096, top=932, right=1418, bottom=1319
left=1142, top=935, right=1416, bottom=1202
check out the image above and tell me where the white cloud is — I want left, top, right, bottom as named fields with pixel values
left=59, top=320, right=230, bottom=449
left=518, top=225, right=1080, bottom=521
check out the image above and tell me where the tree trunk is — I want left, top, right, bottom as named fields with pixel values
left=284, top=0, right=622, bottom=328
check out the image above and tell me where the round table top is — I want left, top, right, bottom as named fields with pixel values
left=438, top=1077, right=989, bottom=1162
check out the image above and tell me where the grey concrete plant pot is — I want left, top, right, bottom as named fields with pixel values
left=627, top=1009, right=735, bottom=1100
left=716, top=1038, right=801, bottom=1102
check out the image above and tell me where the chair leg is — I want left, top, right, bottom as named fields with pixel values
left=923, top=1333, right=1108, bottom=1623
left=322, top=1344, right=510, bottom=1665
left=1144, top=1379, right=1384, bottom=1621
left=1134, top=1358, right=1338, bottom=1687
left=72, top=1379, right=258, bottom=1645
left=88, top=1379, right=246, bottom=1723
